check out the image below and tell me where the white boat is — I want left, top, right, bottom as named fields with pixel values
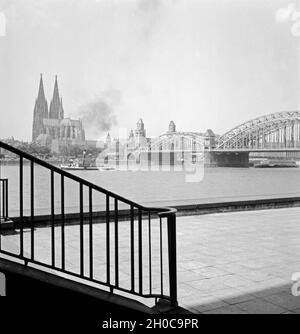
left=60, top=158, right=98, bottom=171
left=60, top=164, right=98, bottom=171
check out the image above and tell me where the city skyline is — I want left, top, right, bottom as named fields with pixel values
left=0, top=0, right=299, bottom=141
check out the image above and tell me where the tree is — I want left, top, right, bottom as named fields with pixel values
left=60, top=144, right=103, bottom=159
left=14, top=142, right=51, bottom=158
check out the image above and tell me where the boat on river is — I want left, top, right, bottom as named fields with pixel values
left=60, top=161, right=99, bottom=171
left=60, top=156, right=98, bottom=171
left=60, top=164, right=98, bottom=171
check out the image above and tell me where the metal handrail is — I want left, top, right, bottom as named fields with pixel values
left=0, top=140, right=178, bottom=307
left=0, top=141, right=175, bottom=214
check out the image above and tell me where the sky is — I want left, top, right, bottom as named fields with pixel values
left=0, top=0, right=299, bottom=141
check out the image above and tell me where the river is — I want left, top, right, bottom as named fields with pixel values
left=1, top=164, right=300, bottom=215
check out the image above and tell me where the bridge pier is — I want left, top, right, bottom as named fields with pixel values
left=205, top=151, right=250, bottom=167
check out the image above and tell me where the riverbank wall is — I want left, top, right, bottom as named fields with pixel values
left=6, top=196, right=300, bottom=230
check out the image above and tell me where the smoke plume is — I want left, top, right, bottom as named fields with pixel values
left=78, top=90, right=120, bottom=138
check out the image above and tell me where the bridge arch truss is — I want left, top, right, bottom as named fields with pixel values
left=216, top=111, right=300, bottom=150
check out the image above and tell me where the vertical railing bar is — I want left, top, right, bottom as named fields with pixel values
left=130, top=205, right=135, bottom=292
left=3, top=180, right=5, bottom=219
left=2, top=180, right=4, bottom=218
left=0, top=179, right=2, bottom=221
left=61, top=175, right=65, bottom=270
left=51, top=170, right=55, bottom=267
left=79, top=183, right=84, bottom=276
left=1, top=180, right=3, bottom=219
left=138, top=208, right=143, bottom=294
left=19, top=156, right=23, bottom=257
left=5, top=179, right=8, bottom=220
left=160, top=217, right=163, bottom=296
left=114, top=198, right=119, bottom=287
left=0, top=180, right=2, bottom=250
left=89, top=187, right=93, bottom=279
left=167, top=213, right=178, bottom=307
left=30, top=161, right=34, bottom=260
left=4, top=180, right=6, bottom=217
left=3, top=180, right=5, bottom=218
left=148, top=211, right=152, bottom=294
left=106, top=195, right=110, bottom=284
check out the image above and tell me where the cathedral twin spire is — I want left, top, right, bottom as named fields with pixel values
left=35, top=73, right=64, bottom=119
left=32, top=74, right=65, bottom=141
left=37, top=73, right=46, bottom=103
left=49, top=75, right=64, bottom=119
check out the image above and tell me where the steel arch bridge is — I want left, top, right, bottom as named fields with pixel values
left=216, top=111, right=300, bottom=150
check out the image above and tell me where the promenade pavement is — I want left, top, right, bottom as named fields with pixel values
left=1, top=207, right=300, bottom=314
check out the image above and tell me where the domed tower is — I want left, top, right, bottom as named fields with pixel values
left=134, top=118, right=147, bottom=147
left=135, top=118, right=146, bottom=138
left=168, top=120, right=176, bottom=133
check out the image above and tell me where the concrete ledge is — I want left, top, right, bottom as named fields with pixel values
left=0, top=219, right=15, bottom=230
left=8, top=196, right=300, bottom=228
left=173, top=196, right=300, bottom=216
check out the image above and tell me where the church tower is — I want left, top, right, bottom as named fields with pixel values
left=32, top=73, right=48, bottom=141
left=49, top=75, right=64, bottom=119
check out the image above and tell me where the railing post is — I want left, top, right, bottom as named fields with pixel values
left=5, top=179, right=8, bottom=220
left=167, top=213, right=178, bottom=307
left=19, top=156, right=23, bottom=257
left=0, top=179, right=2, bottom=220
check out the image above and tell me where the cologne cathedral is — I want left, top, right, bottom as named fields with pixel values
left=32, top=74, right=86, bottom=152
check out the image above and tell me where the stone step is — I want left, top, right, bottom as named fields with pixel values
left=0, top=219, right=14, bottom=230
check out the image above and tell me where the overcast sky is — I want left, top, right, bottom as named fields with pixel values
left=0, top=0, right=299, bottom=141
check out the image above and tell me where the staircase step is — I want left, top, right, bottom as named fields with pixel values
left=0, top=219, right=14, bottom=230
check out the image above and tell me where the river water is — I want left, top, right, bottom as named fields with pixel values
left=1, top=164, right=300, bottom=215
